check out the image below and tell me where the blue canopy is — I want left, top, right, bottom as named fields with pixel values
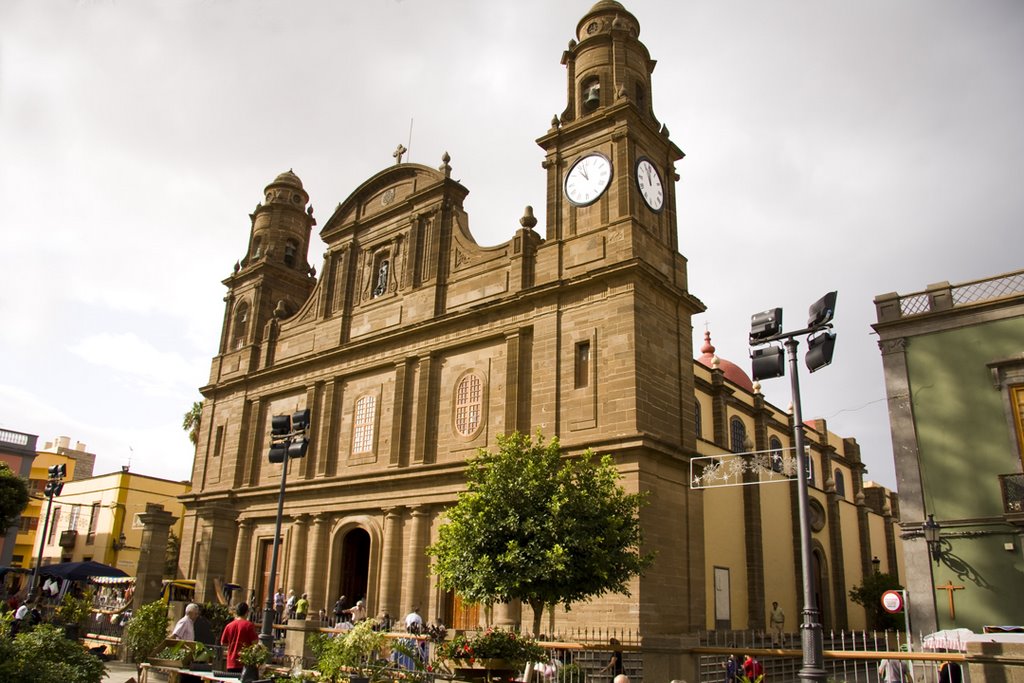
left=37, top=560, right=128, bottom=581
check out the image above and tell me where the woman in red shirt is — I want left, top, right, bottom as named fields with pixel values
left=220, top=602, right=260, bottom=672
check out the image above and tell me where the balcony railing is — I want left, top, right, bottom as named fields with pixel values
left=999, top=473, right=1024, bottom=524
left=876, top=268, right=1024, bottom=322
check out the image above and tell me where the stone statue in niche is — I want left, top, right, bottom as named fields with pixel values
left=373, top=259, right=389, bottom=297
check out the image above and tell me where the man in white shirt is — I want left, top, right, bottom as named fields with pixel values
left=404, top=606, right=423, bottom=630
left=171, top=602, right=200, bottom=641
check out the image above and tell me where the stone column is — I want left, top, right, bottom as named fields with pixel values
left=232, top=519, right=256, bottom=600
left=377, top=507, right=404, bottom=619
left=304, top=514, right=329, bottom=616
left=287, top=515, right=310, bottom=599
left=133, top=503, right=177, bottom=609
left=402, top=506, right=431, bottom=615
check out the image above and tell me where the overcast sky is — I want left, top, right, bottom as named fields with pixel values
left=2, top=0, right=1022, bottom=490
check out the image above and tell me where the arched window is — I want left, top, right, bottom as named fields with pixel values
left=252, top=236, right=263, bottom=259
left=729, top=416, right=747, bottom=454
left=284, top=239, right=298, bottom=267
left=694, top=401, right=702, bottom=439
left=231, top=301, right=250, bottom=350
left=455, top=373, right=483, bottom=437
left=352, top=395, right=377, bottom=454
left=769, top=436, right=784, bottom=473
left=806, top=453, right=816, bottom=487
left=834, top=468, right=846, bottom=497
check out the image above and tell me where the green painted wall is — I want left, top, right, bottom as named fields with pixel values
left=906, top=315, right=1024, bottom=630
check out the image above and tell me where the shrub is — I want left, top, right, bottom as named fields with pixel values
left=435, top=628, right=547, bottom=665
left=1, top=623, right=106, bottom=683
left=123, top=600, right=169, bottom=663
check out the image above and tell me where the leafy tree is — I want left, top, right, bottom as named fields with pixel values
left=429, top=431, right=653, bottom=636
left=0, top=623, right=106, bottom=683
left=165, top=530, right=181, bottom=577
left=849, top=570, right=904, bottom=630
left=0, top=462, right=30, bottom=533
left=123, top=600, right=170, bottom=666
left=183, top=400, right=203, bottom=447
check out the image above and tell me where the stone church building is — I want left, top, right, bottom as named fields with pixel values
left=180, top=1, right=901, bottom=644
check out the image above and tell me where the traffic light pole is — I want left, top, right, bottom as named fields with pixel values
left=29, top=492, right=57, bottom=599
left=259, top=455, right=290, bottom=651
left=785, top=338, right=827, bottom=683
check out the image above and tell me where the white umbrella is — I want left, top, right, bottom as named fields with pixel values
left=922, top=628, right=975, bottom=652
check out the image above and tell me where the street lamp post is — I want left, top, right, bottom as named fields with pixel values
left=258, top=410, right=311, bottom=651
left=748, top=291, right=837, bottom=683
left=30, top=464, right=67, bottom=599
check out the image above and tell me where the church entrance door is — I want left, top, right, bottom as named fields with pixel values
left=340, top=528, right=370, bottom=607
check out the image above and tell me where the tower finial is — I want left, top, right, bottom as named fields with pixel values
left=393, top=144, right=407, bottom=165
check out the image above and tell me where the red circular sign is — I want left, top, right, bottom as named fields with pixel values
left=881, top=590, right=904, bottom=614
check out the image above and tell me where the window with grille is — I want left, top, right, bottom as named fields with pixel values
left=769, top=436, right=784, bottom=473
left=455, top=373, right=483, bottom=437
left=729, top=417, right=747, bottom=453
left=352, top=395, right=377, bottom=454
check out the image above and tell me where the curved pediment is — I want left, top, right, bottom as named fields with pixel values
left=320, top=162, right=467, bottom=243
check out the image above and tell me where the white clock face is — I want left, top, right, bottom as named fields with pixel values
left=564, top=153, right=612, bottom=206
left=636, top=158, right=664, bottom=211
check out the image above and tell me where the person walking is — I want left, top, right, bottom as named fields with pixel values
left=769, top=601, right=785, bottom=647
left=332, top=595, right=348, bottom=624
left=221, top=602, right=259, bottom=673
left=171, top=603, right=200, bottom=641
left=722, top=653, right=741, bottom=682
left=295, top=593, right=309, bottom=620
left=742, top=654, right=763, bottom=681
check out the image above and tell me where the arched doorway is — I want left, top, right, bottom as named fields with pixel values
left=340, top=528, right=370, bottom=606
left=812, top=548, right=830, bottom=628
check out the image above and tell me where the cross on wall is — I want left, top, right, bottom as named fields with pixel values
left=936, top=580, right=965, bottom=619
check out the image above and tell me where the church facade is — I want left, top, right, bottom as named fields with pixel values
left=179, top=1, right=901, bottom=642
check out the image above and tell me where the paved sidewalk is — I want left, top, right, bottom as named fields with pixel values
left=105, top=661, right=141, bottom=683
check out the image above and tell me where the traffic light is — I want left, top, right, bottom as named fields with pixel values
left=288, top=409, right=311, bottom=458
left=749, top=307, right=783, bottom=344
left=807, top=291, right=837, bottom=329
left=751, top=345, right=785, bottom=381
left=806, top=330, right=837, bottom=373
left=271, top=415, right=291, bottom=437
left=44, top=480, right=63, bottom=497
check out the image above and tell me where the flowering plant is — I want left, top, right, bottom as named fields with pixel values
left=435, top=628, right=547, bottom=665
left=239, top=642, right=269, bottom=667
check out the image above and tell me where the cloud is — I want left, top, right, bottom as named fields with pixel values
left=67, top=332, right=207, bottom=398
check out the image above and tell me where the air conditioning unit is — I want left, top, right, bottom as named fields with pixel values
left=58, top=529, right=78, bottom=548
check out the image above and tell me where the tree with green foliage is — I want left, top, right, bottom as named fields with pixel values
left=0, top=623, right=106, bottom=683
left=849, top=570, right=904, bottom=631
left=429, top=431, right=654, bottom=636
left=183, top=400, right=203, bottom=447
left=0, top=462, right=30, bottom=533
left=123, top=599, right=170, bottom=668
left=165, top=530, right=181, bottom=577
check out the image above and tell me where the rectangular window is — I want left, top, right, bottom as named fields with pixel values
left=86, top=502, right=100, bottom=545
left=214, top=425, right=225, bottom=457
left=574, top=341, right=590, bottom=389
left=48, top=507, right=61, bottom=545
left=68, top=504, right=80, bottom=531
left=1013, top=385, right=1024, bottom=463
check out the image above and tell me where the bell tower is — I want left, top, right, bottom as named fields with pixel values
left=537, top=0, right=684, bottom=274
left=217, top=170, right=317, bottom=367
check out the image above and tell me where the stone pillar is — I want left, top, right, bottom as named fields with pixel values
left=232, top=519, right=256, bottom=600
left=133, top=503, right=177, bottom=608
left=493, top=601, right=523, bottom=629
left=377, top=507, right=404, bottom=619
left=287, top=515, right=310, bottom=597
left=402, top=506, right=430, bottom=615
left=305, top=514, right=329, bottom=616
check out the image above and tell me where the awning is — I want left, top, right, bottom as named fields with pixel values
left=37, top=560, right=129, bottom=581
left=922, top=628, right=975, bottom=652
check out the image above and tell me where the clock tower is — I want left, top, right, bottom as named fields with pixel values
left=537, top=0, right=685, bottom=284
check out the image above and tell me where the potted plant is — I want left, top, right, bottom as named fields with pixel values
left=151, top=641, right=195, bottom=668
left=123, top=600, right=173, bottom=676
left=239, top=642, right=270, bottom=682
left=53, top=592, right=93, bottom=640
left=314, top=619, right=388, bottom=683
left=435, top=628, right=547, bottom=680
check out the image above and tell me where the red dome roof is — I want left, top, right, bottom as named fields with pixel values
left=697, top=330, right=754, bottom=392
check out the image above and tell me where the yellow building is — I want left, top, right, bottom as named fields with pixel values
left=33, top=468, right=191, bottom=577
left=694, top=332, right=903, bottom=631
left=13, top=449, right=80, bottom=569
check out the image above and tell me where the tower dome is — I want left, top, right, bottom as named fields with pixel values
left=697, top=330, right=754, bottom=392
